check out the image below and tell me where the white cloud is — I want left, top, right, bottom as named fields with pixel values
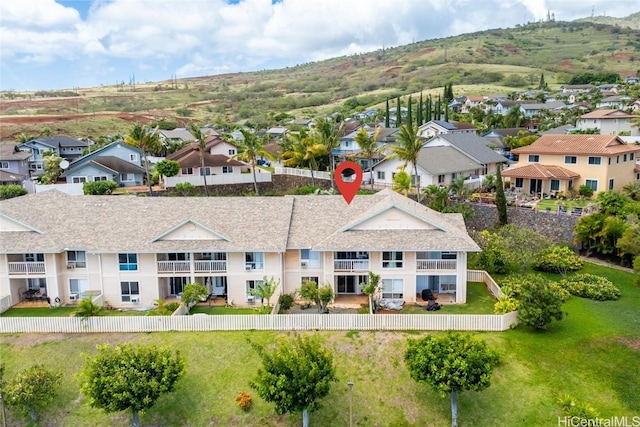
left=0, top=0, right=637, bottom=90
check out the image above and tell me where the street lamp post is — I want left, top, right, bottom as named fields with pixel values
left=347, top=380, right=354, bottom=427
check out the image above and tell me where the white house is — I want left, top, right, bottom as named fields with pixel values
left=0, top=189, right=481, bottom=310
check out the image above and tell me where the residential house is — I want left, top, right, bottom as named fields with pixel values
left=481, top=128, right=533, bottom=155
left=423, top=133, right=508, bottom=176
left=596, top=95, right=631, bottom=109
left=628, top=100, right=640, bottom=112
left=491, top=100, right=519, bottom=116
left=519, top=101, right=566, bottom=118
left=158, top=128, right=196, bottom=144
left=335, top=127, right=399, bottom=170
left=461, top=96, right=486, bottom=114
left=576, top=109, right=640, bottom=136
left=60, top=141, right=146, bottom=187
left=164, top=142, right=253, bottom=188
left=624, top=76, right=639, bottom=84
left=560, top=84, right=596, bottom=93
left=417, top=120, right=477, bottom=139
left=0, top=144, right=33, bottom=187
left=0, top=189, right=480, bottom=309
left=502, top=134, right=640, bottom=196
left=288, top=118, right=316, bottom=129
left=206, top=136, right=239, bottom=157
left=18, top=136, right=90, bottom=175
left=540, top=124, right=578, bottom=135
left=265, top=127, right=289, bottom=141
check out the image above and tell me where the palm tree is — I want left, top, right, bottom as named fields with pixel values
left=188, top=124, right=210, bottom=197
left=231, top=129, right=275, bottom=196
left=125, top=123, right=161, bottom=196
left=354, top=127, right=383, bottom=190
left=448, top=176, right=469, bottom=201
left=423, top=184, right=449, bottom=211
left=386, top=124, right=427, bottom=202
left=281, top=130, right=325, bottom=187
left=622, top=182, right=640, bottom=201
left=311, top=117, right=344, bottom=189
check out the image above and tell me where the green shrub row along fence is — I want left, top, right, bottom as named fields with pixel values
left=0, top=311, right=519, bottom=333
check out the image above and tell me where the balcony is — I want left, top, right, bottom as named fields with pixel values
left=194, top=260, right=227, bottom=273
left=334, top=259, right=370, bottom=271
left=157, top=261, right=190, bottom=274
left=8, top=262, right=46, bottom=275
left=416, top=259, right=457, bottom=271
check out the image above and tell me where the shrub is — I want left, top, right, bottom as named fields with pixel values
left=578, top=185, right=594, bottom=198
left=83, top=181, right=118, bottom=195
left=278, top=293, right=295, bottom=313
left=494, top=296, right=520, bottom=314
left=558, top=273, right=620, bottom=300
left=532, top=246, right=583, bottom=275
left=0, top=184, right=28, bottom=199
left=557, top=394, right=600, bottom=421
left=235, top=391, right=252, bottom=411
left=299, top=185, right=320, bottom=195
left=175, top=182, right=195, bottom=196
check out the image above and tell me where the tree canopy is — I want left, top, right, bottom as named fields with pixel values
left=4, top=364, right=61, bottom=424
left=250, top=334, right=336, bottom=427
left=80, top=343, right=185, bottom=427
left=405, top=333, right=500, bottom=427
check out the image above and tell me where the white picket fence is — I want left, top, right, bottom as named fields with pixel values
left=274, top=167, right=332, bottom=181
left=0, top=311, right=519, bottom=333
left=164, top=173, right=271, bottom=188
left=468, top=270, right=503, bottom=298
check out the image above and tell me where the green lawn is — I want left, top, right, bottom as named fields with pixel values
left=0, top=263, right=638, bottom=426
left=190, top=306, right=260, bottom=315
left=0, top=307, right=147, bottom=317
left=536, top=198, right=595, bottom=211
left=401, top=282, right=497, bottom=314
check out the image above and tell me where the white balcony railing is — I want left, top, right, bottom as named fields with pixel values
left=416, top=260, right=457, bottom=270
left=194, top=260, right=227, bottom=273
left=157, top=261, right=191, bottom=273
left=334, top=260, right=370, bottom=271
left=8, top=262, right=46, bottom=275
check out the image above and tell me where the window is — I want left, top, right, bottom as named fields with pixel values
left=528, top=155, right=540, bottom=163
left=616, top=156, right=619, bottom=164
left=27, top=278, right=46, bottom=291
left=382, top=279, right=403, bottom=299
left=181, top=167, right=193, bottom=175
left=609, top=178, right=614, bottom=191
left=24, top=253, right=44, bottom=262
left=608, top=158, right=611, bottom=165
left=568, top=179, right=574, bottom=189
left=72, top=176, right=87, bottom=183
left=200, top=167, right=211, bottom=176
left=129, top=154, right=138, bottom=162
left=300, top=249, right=320, bottom=267
left=623, top=154, right=628, bottom=162
left=119, top=253, right=138, bottom=271
left=120, top=281, right=140, bottom=302
left=169, top=276, right=189, bottom=295
left=588, top=157, right=601, bottom=165
left=222, top=166, right=233, bottom=174
left=550, top=179, right=560, bottom=191
left=382, top=252, right=403, bottom=268
left=411, top=175, right=420, bottom=185
left=451, top=172, right=457, bottom=180
left=438, top=174, right=445, bottom=183
left=0, top=161, right=8, bottom=169
left=377, top=171, right=385, bottom=180
left=336, top=275, right=367, bottom=294
left=120, top=173, right=134, bottom=181
left=585, top=179, right=598, bottom=191
left=246, top=279, right=264, bottom=301
left=93, top=176, right=108, bottom=181
left=441, top=252, right=457, bottom=260
left=631, top=153, right=635, bottom=161
left=35, top=163, right=43, bottom=170
left=301, top=276, right=319, bottom=284
left=67, top=251, right=86, bottom=268
left=245, top=252, right=264, bottom=270
left=228, top=149, right=236, bottom=156
left=515, top=178, right=524, bottom=188
left=69, top=278, right=88, bottom=295
left=564, top=156, right=577, bottom=164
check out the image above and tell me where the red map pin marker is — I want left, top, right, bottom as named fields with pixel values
left=335, top=161, right=363, bottom=204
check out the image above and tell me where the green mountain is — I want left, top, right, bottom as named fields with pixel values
left=1, top=16, right=639, bottom=140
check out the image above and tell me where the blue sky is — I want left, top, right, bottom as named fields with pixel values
left=0, top=0, right=637, bottom=91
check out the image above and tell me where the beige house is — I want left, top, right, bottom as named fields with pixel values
left=0, top=189, right=480, bottom=310
left=576, top=109, right=640, bottom=136
left=503, top=134, right=640, bottom=196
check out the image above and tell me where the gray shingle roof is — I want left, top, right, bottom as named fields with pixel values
left=436, top=134, right=508, bottom=165
left=416, top=146, right=483, bottom=174
left=1, top=189, right=479, bottom=254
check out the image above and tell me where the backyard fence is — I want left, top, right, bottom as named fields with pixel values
left=274, top=167, right=332, bottom=181
left=0, top=311, right=519, bottom=334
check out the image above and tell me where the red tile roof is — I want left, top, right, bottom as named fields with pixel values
left=511, top=134, right=640, bottom=156
left=501, top=164, right=580, bottom=180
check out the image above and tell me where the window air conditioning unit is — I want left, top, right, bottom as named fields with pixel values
left=300, top=260, right=308, bottom=267
left=247, top=295, right=255, bottom=303
left=69, top=293, right=79, bottom=301
left=130, top=296, right=140, bottom=303
left=67, top=264, right=75, bottom=270
left=245, top=264, right=253, bottom=271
